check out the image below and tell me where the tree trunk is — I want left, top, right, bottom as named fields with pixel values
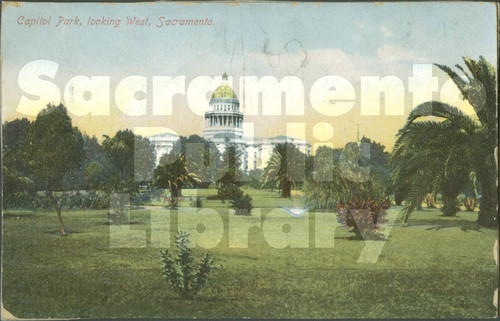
left=170, top=186, right=180, bottom=208
left=441, top=184, right=460, bottom=217
left=394, top=186, right=406, bottom=206
left=48, top=191, right=66, bottom=236
left=282, top=181, right=291, bottom=198
left=477, top=171, right=498, bottom=228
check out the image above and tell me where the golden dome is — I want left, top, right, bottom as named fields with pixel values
left=211, top=84, right=237, bottom=99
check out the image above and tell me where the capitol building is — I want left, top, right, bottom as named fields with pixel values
left=149, top=73, right=311, bottom=172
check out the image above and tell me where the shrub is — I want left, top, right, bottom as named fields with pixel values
left=206, top=194, right=220, bottom=200
left=4, top=191, right=110, bottom=211
left=217, top=184, right=242, bottom=203
left=3, top=192, right=36, bottom=210
left=131, top=191, right=151, bottom=206
left=231, top=191, right=253, bottom=216
left=337, top=198, right=391, bottom=239
left=64, top=191, right=110, bottom=210
left=463, top=197, right=477, bottom=212
left=159, top=232, right=217, bottom=299
left=425, top=193, right=436, bottom=208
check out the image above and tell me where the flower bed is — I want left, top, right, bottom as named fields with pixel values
left=337, top=198, right=391, bottom=239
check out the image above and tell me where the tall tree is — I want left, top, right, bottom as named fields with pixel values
left=22, top=104, right=84, bottom=235
left=391, top=57, right=497, bottom=227
left=261, top=143, right=306, bottom=198
left=216, top=145, right=244, bottom=201
left=360, top=136, right=392, bottom=195
left=101, top=130, right=156, bottom=219
left=82, top=134, right=107, bottom=191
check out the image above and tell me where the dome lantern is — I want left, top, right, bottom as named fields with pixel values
left=211, top=73, right=237, bottom=100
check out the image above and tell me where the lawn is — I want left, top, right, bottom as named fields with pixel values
left=2, top=189, right=498, bottom=318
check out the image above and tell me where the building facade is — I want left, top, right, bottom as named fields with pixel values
left=149, top=73, right=311, bottom=171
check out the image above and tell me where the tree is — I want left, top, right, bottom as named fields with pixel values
left=2, top=118, right=36, bottom=206
left=261, top=143, right=306, bottom=198
left=153, top=153, right=200, bottom=205
left=82, top=135, right=107, bottom=191
left=101, top=130, right=156, bottom=220
left=304, top=144, right=384, bottom=209
left=360, top=136, right=392, bottom=195
left=216, top=145, right=243, bottom=202
left=169, top=135, right=220, bottom=187
left=304, top=145, right=351, bottom=209
left=22, top=104, right=84, bottom=235
left=390, top=121, right=473, bottom=219
left=390, top=57, right=497, bottom=227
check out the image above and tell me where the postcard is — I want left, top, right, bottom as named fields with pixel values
left=1, top=1, right=498, bottom=319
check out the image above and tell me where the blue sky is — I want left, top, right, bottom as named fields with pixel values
left=1, top=1, right=497, bottom=148
left=2, top=2, right=495, bottom=70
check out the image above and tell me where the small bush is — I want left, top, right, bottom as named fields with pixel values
left=231, top=191, right=253, bottom=216
left=217, top=184, right=242, bottom=203
left=337, top=198, right=391, bottom=239
left=131, top=191, right=151, bottom=206
left=4, top=191, right=110, bottom=211
left=159, top=232, right=217, bottom=299
left=206, top=194, right=220, bottom=200
left=425, top=194, right=436, bottom=208
left=3, top=192, right=36, bottom=210
left=462, top=197, right=476, bottom=212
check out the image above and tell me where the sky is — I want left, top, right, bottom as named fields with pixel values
left=1, top=1, right=497, bottom=151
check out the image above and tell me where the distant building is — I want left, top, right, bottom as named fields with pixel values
left=149, top=73, right=311, bottom=171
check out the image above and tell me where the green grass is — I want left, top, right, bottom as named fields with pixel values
left=2, top=189, right=498, bottom=318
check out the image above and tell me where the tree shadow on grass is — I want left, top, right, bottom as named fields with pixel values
left=408, top=218, right=482, bottom=232
left=97, top=220, right=143, bottom=225
left=163, top=295, right=238, bottom=304
left=425, top=223, right=481, bottom=232
left=335, top=233, right=389, bottom=241
left=38, top=227, right=78, bottom=235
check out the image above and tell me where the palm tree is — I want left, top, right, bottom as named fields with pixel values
left=216, top=145, right=243, bottom=188
left=261, top=143, right=306, bottom=198
left=154, top=153, right=200, bottom=201
left=391, top=119, right=473, bottom=220
left=391, top=57, right=497, bottom=228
